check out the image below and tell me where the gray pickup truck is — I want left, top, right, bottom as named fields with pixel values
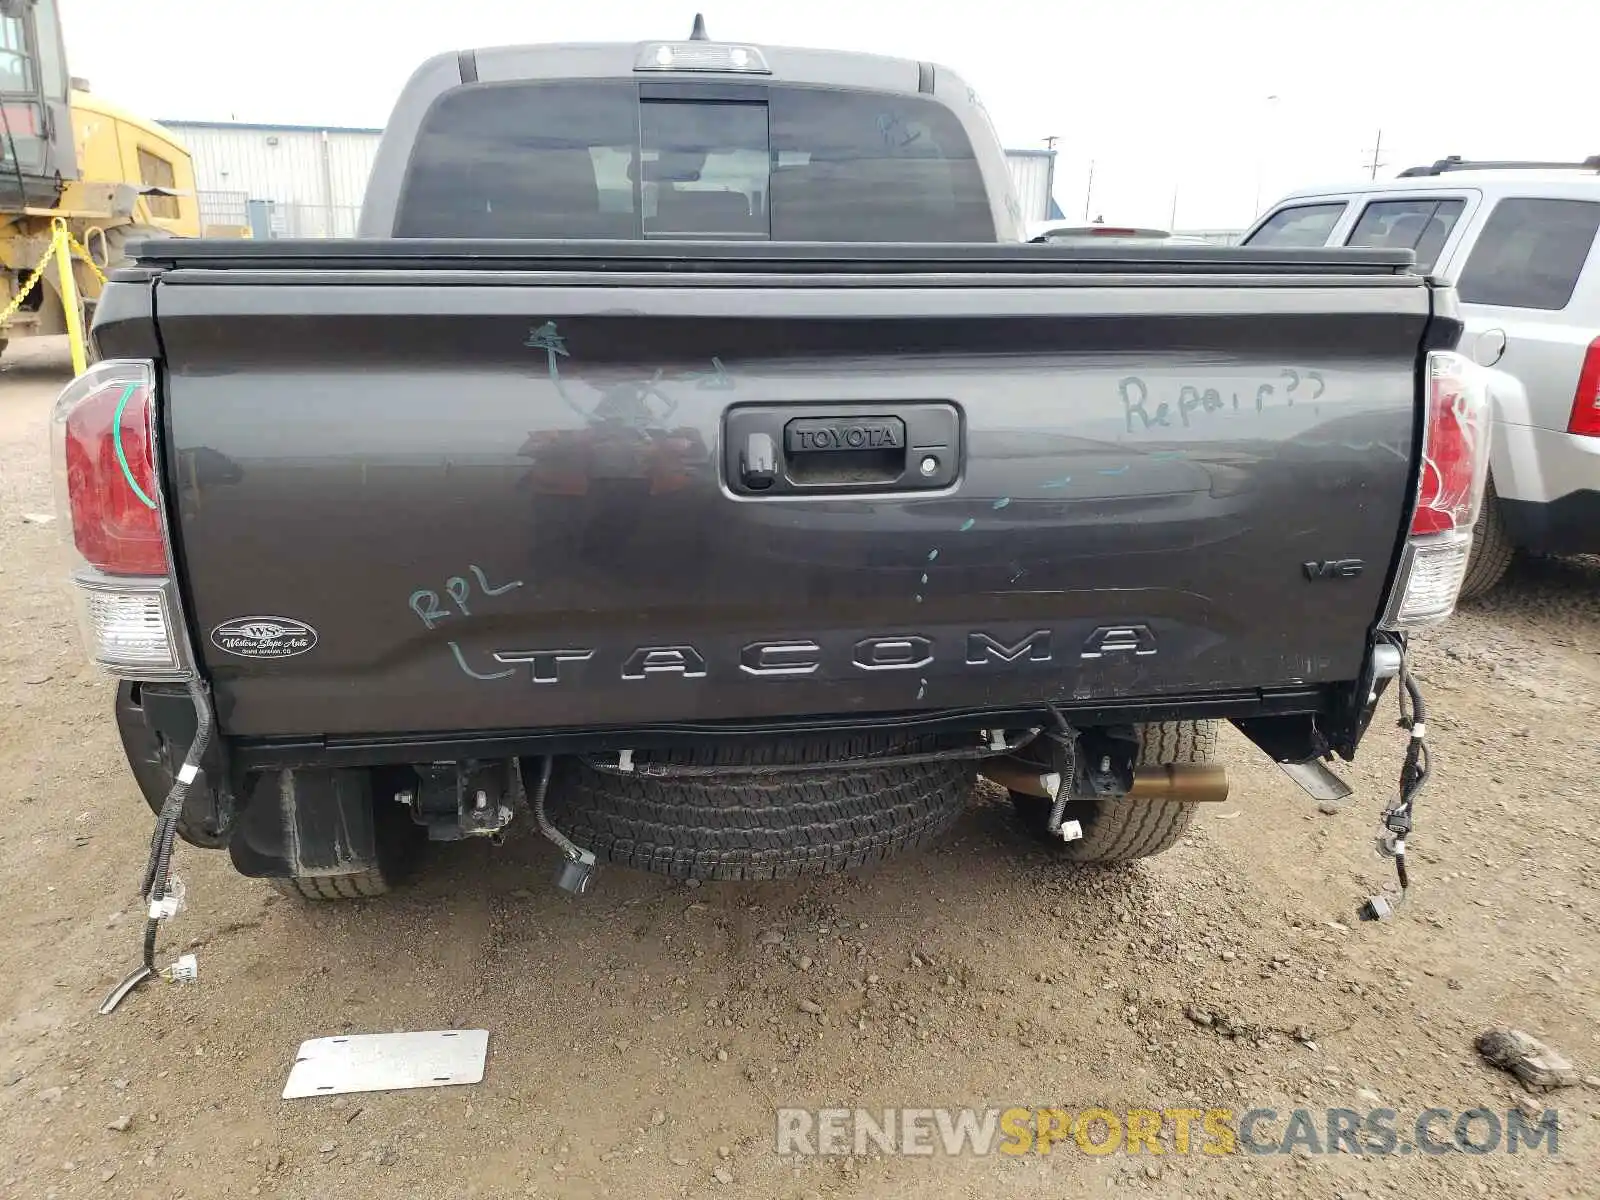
left=57, top=29, right=1493, bottom=914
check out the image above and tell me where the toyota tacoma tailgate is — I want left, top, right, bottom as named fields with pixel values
left=129, top=241, right=1438, bottom=738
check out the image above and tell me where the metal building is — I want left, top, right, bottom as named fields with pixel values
left=162, top=120, right=382, bottom=238
left=163, top=119, right=1059, bottom=237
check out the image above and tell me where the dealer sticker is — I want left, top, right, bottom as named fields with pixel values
left=210, top=616, right=319, bottom=659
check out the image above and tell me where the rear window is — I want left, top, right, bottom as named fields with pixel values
left=1345, top=197, right=1465, bottom=272
left=1243, top=203, right=1345, bottom=248
left=396, top=81, right=995, bottom=242
left=1456, top=198, right=1600, bottom=310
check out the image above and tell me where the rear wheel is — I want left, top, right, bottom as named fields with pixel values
left=1459, top=479, right=1515, bottom=601
left=547, top=733, right=977, bottom=881
left=1010, top=720, right=1216, bottom=863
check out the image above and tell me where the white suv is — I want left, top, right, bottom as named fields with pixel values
left=1245, top=157, right=1600, bottom=597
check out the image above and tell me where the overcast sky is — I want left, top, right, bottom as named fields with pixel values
left=61, top=0, right=1596, bottom=229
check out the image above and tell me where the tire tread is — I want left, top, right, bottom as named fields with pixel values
left=270, top=868, right=390, bottom=901
left=1459, top=481, right=1515, bottom=601
left=549, top=734, right=976, bottom=881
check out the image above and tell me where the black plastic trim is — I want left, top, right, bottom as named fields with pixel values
left=1231, top=713, right=1332, bottom=764
left=127, top=237, right=1419, bottom=275
left=1398, top=155, right=1600, bottom=177
left=638, top=80, right=768, bottom=101
left=225, top=686, right=1339, bottom=771
left=115, top=681, right=232, bottom=847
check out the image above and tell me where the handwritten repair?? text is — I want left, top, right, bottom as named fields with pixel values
left=1120, top=369, right=1327, bottom=434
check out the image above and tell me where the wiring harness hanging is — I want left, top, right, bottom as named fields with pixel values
left=99, top=679, right=215, bottom=1014
left=1360, top=650, right=1431, bottom=921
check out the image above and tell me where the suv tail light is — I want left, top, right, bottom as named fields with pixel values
left=1567, top=336, right=1600, bottom=437
left=49, top=360, right=190, bottom=678
left=1382, top=350, right=1493, bottom=629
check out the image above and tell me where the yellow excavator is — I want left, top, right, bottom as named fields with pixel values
left=2, top=0, right=225, bottom=358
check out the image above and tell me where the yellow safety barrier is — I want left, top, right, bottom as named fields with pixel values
left=0, top=217, right=111, bottom=375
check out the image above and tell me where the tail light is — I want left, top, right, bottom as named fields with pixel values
left=1567, top=336, right=1600, bottom=437
left=1381, top=350, right=1493, bottom=629
left=49, top=360, right=190, bottom=679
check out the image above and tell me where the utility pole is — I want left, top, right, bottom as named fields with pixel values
left=1364, top=129, right=1386, bottom=179
left=1042, top=136, right=1059, bottom=222
left=1083, top=159, right=1095, bottom=220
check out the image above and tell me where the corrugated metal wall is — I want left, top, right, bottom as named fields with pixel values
left=168, top=120, right=1059, bottom=238
left=166, top=122, right=381, bottom=236
left=1004, top=152, right=1056, bottom=224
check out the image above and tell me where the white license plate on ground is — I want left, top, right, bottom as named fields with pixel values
left=281, top=1030, right=489, bottom=1098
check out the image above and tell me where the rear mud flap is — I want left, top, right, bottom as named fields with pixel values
left=229, top=769, right=380, bottom=879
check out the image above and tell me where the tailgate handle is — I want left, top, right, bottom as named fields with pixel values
left=782, top=416, right=907, bottom=485
left=725, top=403, right=959, bottom=496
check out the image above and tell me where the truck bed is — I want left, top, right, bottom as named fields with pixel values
left=119, top=240, right=1437, bottom=742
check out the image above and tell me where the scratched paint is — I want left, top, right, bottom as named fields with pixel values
left=527, top=320, right=734, bottom=423
left=686, top=357, right=735, bottom=391
left=1098, top=465, right=1130, bottom=476
left=1039, top=476, right=1073, bottom=489
left=992, top=496, right=1012, bottom=510
left=917, top=547, right=941, bottom=692
left=411, top=565, right=525, bottom=629
left=471, top=565, right=522, bottom=596
left=525, top=321, right=588, bottom=420
left=448, top=640, right=513, bottom=681
left=958, top=518, right=976, bottom=532
left=410, top=589, right=444, bottom=629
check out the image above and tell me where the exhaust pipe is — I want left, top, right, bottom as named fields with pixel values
left=980, top=759, right=1229, bottom=804
left=977, top=759, right=1061, bottom=798
left=1127, top=763, right=1230, bottom=804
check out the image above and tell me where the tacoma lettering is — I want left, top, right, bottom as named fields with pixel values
left=967, top=629, right=1052, bottom=665
left=621, top=645, right=708, bottom=680
left=853, top=636, right=933, bottom=671
left=741, top=640, right=822, bottom=676
left=452, top=628, right=1154, bottom=683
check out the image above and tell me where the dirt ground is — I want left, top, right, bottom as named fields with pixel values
left=2, top=337, right=1597, bottom=1200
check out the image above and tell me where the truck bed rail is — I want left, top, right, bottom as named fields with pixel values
left=126, top=238, right=1419, bottom=278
